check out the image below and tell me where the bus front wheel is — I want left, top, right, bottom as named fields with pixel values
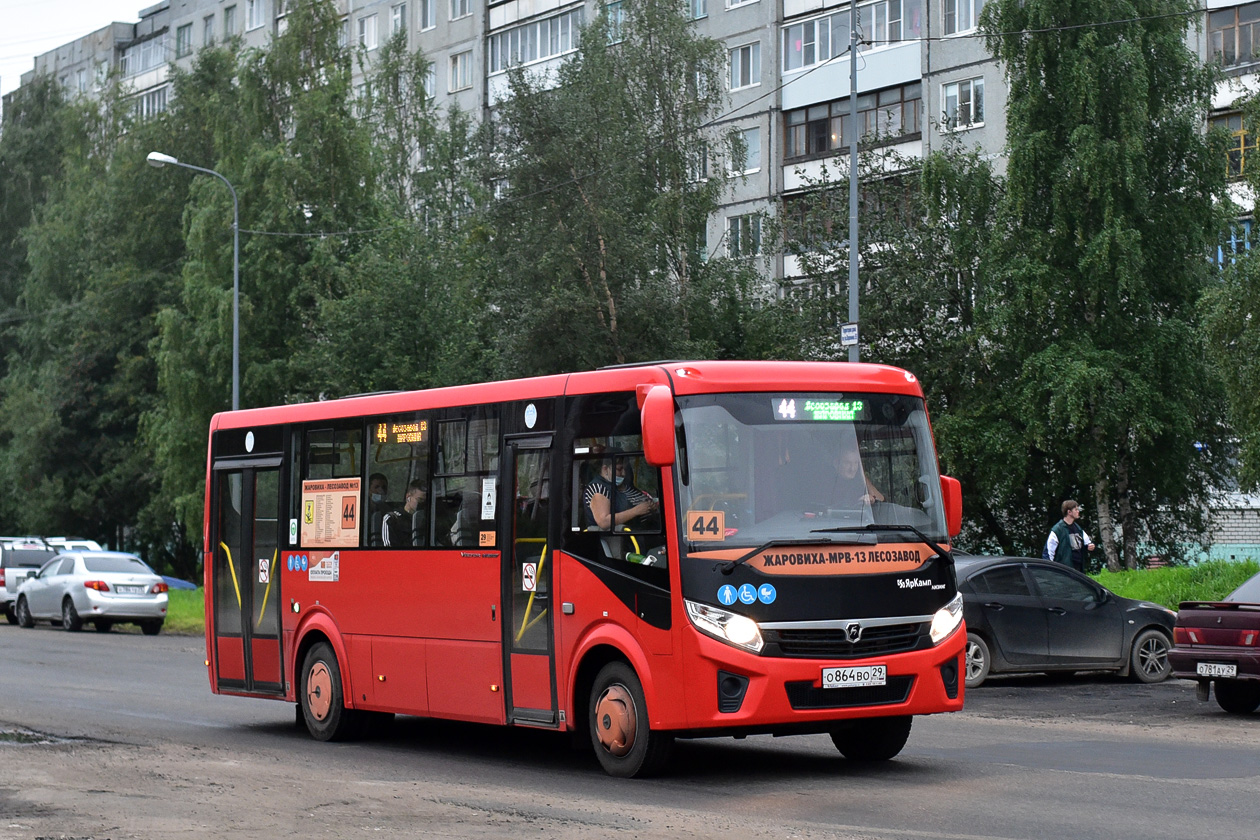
left=588, top=661, right=673, bottom=778
left=300, top=642, right=360, bottom=742
left=830, top=715, right=913, bottom=761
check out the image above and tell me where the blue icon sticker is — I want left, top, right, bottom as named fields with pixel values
left=718, top=585, right=738, bottom=606
left=738, top=584, right=757, bottom=604
left=300, top=555, right=309, bottom=572
left=758, top=583, right=777, bottom=604
left=287, top=555, right=295, bottom=572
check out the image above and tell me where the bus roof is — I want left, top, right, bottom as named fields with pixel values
left=209, top=361, right=924, bottom=430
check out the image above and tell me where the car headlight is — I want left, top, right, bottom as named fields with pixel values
left=685, top=600, right=764, bottom=653
left=929, top=592, right=964, bottom=645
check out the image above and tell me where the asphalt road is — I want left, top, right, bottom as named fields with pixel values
left=1, top=623, right=1257, bottom=840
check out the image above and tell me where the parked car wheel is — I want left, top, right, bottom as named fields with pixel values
left=15, top=596, right=34, bottom=628
left=95, top=620, right=113, bottom=633
left=1129, top=628, right=1171, bottom=683
left=1214, top=680, right=1260, bottom=714
left=140, top=620, right=163, bottom=636
left=831, top=715, right=913, bottom=761
left=965, top=632, right=991, bottom=689
left=62, top=597, right=83, bottom=632
left=589, top=661, right=674, bottom=778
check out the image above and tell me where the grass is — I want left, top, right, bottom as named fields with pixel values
left=161, top=560, right=1260, bottom=634
left=164, top=588, right=205, bottom=635
left=1093, top=559, right=1260, bottom=610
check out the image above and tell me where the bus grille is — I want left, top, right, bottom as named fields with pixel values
left=784, top=676, right=914, bottom=710
left=762, top=622, right=926, bottom=659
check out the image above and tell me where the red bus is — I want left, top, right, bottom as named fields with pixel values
left=203, top=360, right=965, bottom=776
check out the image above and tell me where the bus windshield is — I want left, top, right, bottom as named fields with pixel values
left=676, top=392, right=948, bottom=550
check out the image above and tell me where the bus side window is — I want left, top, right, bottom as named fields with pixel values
left=368, top=413, right=431, bottom=548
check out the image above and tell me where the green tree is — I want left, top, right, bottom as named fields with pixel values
left=486, top=0, right=767, bottom=375
left=983, top=0, right=1231, bottom=567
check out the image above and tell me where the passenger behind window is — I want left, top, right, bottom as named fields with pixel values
left=368, top=472, right=392, bottom=546
left=382, top=479, right=428, bottom=547
left=583, top=453, right=659, bottom=531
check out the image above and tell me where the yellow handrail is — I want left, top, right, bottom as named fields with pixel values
left=219, top=541, right=242, bottom=609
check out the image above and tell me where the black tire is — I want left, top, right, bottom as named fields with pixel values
left=589, top=661, right=674, bottom=778
left=62, top=598, right=83, bottom=632
left=95, top=620, right=113, bottom=633
left=300, top=642, right=361, bottom=741
left=4, top=603, right=16, bottom=625
left=1214, top=680, right=1260, bottom=714
left=830, top=715, right=913, bottom=761
left=1129, top=629, right=1171, bottom=684
left=140, top=620, right=163, bottom=636
left=964, top=632, right=991, bottom=689
left=16, top=596, right=34, bottom=629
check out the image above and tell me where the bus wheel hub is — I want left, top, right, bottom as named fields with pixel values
left=595, top=685, right=636, bottom=756
left=307, top=663, right=332, bottom=720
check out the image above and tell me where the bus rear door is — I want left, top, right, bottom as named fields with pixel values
left=210, top=458, right=286, bottom=695
left=502, top=436, right=558, bottom=726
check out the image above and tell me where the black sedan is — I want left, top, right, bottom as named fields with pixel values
left=957, top=555, right=1176, bottom=688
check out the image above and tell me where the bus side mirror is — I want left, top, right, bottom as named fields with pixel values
left=640, top=385, right=676, bottom=467
left=940, top=475, right=962, bottom=537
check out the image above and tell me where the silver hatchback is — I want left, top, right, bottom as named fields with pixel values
left=15, top=551, right=168, bottom=635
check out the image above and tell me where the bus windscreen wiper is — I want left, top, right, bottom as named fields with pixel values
left=714, top=534, right=876, bottom=575
left=809, top=523, right=950, bottom=562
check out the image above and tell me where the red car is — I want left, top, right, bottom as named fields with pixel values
left=1169, top=570, right=1260, bottom=714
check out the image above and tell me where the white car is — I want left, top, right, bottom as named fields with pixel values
left=15, top=551, right=168, bottom=634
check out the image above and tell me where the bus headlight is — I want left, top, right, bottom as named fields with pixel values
left=685, top=600, right=764, bottom=653
left=929, top=592, right=964, bottom=645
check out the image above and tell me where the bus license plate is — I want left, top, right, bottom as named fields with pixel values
left=1197, top=662, right=1237, bottom=678
left=822, top=665, right=887, bottom=689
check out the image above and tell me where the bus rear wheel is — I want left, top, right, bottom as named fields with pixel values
left=588, top=662, right=673, bottom=778
left=830, top=715, right=913, bottom=761
left=300, top=642, right=360, bottom=741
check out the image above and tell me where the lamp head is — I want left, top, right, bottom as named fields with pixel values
left=147, top=151, right=178, bottom=168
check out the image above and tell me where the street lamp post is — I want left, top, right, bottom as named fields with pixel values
left=147, top=151, right=241, bottom=411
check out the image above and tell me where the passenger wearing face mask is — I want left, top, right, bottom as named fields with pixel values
left=368, top=472, right=392, bottom=547
left=583, top=455, right=657, bottom=530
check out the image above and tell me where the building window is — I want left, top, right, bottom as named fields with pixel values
left=392, top=3, right=407, bottom=34
left=1210, top=4, right=1260, bottom=66
left=246, top=0, right=267, bottom=31
left=424, top=66, right=436, bottom=98
left=488, top=7, right=585, bottom=74
left=133, top=85, right=169, bottom=120
left=693, top=0, right=708, bottom=18
left=943, top=0, right=984, bottom=36
left=339, top=16, right=350, bottom=47
left=784, top=82, right=921, bottom=160
left=176, top=23, right=193, bottom=58
left=729, top=42, right=760, bottom=90
left=728, top=0, right=757, bottom=8
left=942, top=77, right=983, bottom=130
left=421, top=0, right=436, bottom=29
left=737, top=126, right=761, bottom=172
left=782, top=0, right=922, bottom=73
left=121, top=36, right=167, bottom=77
left=224, top=5, right=237, bottom=37
left=1219, top=219, right=1253, bottom=265
left=606, top=1, right=626, bottom=42
left=204, top=15, right=216, bottom=46
left=450, top=50, right=473, bottom=90
left=451, top=0, right=470, bottom=20
left=728, top=214, right=762, bottom=257
left=358, top=14, right=379, bottom=49
left=1213, top=112, right=1256, bottom=179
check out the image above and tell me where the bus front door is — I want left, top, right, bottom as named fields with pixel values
left=503, top=437, right=558, bottom=726
left=211, top=464, right=285, bottom=695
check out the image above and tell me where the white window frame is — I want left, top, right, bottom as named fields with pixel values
left=693, top=0, right=708, bottom=18
left=204, top=14, right=216, bottom=46
left=729, top=42, right=761, bottom=90
left=176, top=23, right=193, bottom=58
left=449, top=50, right=473, bottom=91
left=421, top=0, right=437, bottom=30
left=392, top=3, right=407, bottom=34
left=727, top=0, right=758, bottom=9
left=223, top=5, right=237, bottom=37
left=451, top=0, right=471, bottom=21
left=735, top=126, right=761, bottom=174
left=941, top=77, right=984, bottom=130
left=943, top=0, right=983, bottom=36
left=488, top=7, right=585, bottom=74
left=424, top=66, right=436, bottom=99
left=246, top=0, right=267, bottom=31
left=727, top=214, right=762, bottom=257
left=358, top=14, right=379, bottom=49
